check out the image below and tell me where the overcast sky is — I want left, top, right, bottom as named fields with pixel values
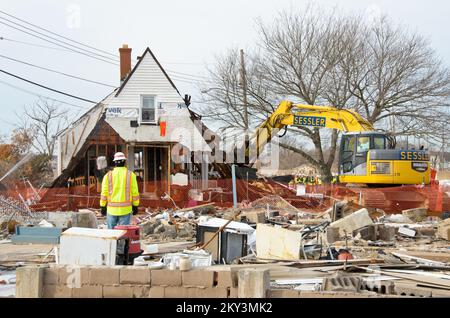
left=1, top=0, right=449, bottom=136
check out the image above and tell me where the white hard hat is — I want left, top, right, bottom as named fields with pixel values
left=113, top=152, right=127, bottom=162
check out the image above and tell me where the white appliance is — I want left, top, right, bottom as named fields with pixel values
left=59, top=227, right=126, bottom=266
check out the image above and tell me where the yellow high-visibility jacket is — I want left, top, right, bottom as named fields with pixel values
left=100, top=166, right=140, bottom=216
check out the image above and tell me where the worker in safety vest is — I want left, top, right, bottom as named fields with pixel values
left=100, top=152, right=140, bottom=229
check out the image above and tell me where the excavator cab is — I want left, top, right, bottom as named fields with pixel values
left=338, top=132, right=430, bottom=185
left=339, top=132, right=392, bottom=177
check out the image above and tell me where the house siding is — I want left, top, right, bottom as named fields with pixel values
left=104, top=50, right=209, bottom=151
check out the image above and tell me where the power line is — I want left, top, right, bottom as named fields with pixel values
left=0, top=69, right=98, bottom=104
left=0, top=15, right=119, bottom=63
left=0, top=36, right=73, bottom=52
left=0, top=12, right=213, bottom=81
left=166, top=69, right=210, bottom=80
left=0, top=54, right=116, bottom=88
left=0, top=10, right=119, bottom=59
left=0, top=79, right=85, bottom=109
left=0, top=21, right=119, bottom=65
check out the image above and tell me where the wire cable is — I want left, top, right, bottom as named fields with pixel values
left=0, top=15, right=119, bottom=62
left=0, top=9, right=119, bottom=59
left=0, top=36, right=73, bottom=52
left=0, top=69, right=98, bottom=104
left=0, top=54, right=116, bottom=88
left=0, top=21, right=119, bottom=65
left=0, top=79, right=85, bottom=109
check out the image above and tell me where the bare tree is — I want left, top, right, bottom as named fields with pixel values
left=347, top=17, right=450, bottom=142
left=18, top=99, right=68, bottom=158
left=200, top=6, right=450, bottom=181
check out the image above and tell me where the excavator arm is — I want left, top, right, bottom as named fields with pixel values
left=249, top=100, right=375, bottom=157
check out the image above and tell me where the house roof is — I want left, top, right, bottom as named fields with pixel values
left=115, top=47, right=181, bottom=98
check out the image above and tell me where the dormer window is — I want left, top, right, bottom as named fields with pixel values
left=141, top=95, right=156, bottom=123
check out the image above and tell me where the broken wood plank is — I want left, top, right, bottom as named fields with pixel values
left=354, top=266, right=450, bottom=290
left=176, top=202, right=216, bottom=212
left=391, top=252, right=447, bottom=267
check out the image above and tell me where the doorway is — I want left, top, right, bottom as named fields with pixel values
left=146, top=146, right=169, bottom=195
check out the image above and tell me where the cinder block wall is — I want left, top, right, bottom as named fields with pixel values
left=16, top=265, right=239, bottom=298
left=16, top=265, right=405, bottom=298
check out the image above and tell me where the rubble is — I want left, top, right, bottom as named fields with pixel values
left=329, top=208, right=373, bottom=236
left=1, top=187, right=449, bottom=299
left=437, top=218, right=450, bottom=240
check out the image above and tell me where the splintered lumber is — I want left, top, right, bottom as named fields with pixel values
left=391, top=252, right=447, bottom=267
left=354, top=266, right=450, bottom=290
left=259, top=258, right=385, bottom=268
left=176, top=203, right=216, bottom=212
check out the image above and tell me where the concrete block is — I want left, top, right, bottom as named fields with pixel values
left=203, top=287, right=229, bottom=298
left=241, top=210, right=265, bottom=223
left=322, top=275, right=362, bottom=292
left=120, top=267, right=151, bottom=284
left=43, top=267, right=59, bottom=285
left=16, top=266, right=45, bottom=298
left=184, top=286, right=207, bottom=298
left=133, top=285, right=150, bottom=298
left=103, top=284, right=134, bottom=298
left=299, top=291, right=336, bottom=298
left=437, top=218, right=450, bottom=240
left=417, top=227, right=437, bottom=237
left=268, top=289, right=300, bottom=298
left=182, top=270, right=214, bottom=287
left=326, top=227, right=341, bottom=244
left=43, top=284, right=72, bottom=298
left=148, top=286, right=165, bottom=298
left=164, top=286, right=189, bottom=298
left=59, top=266, right=90, bottom=286
left=72, top=285, right=103, bottom=298
left=229, top=287, right=238, bottom=298
left=89, top=266, right=121, bottom=285
left=394, top=282, right=432, bottom=297
left=238, top=268, right=270, bottom=298
left=402, top=208, right=427, bottom=222
left=378, top=225, right=396, bottom=241
left=216, top=270, right=237, bottom=288
left=353, top=224, right=377, bottom=240
left=151, top=269, right=182, bottom=286
left=431, top=289, right=450, bottom=297
left=330, top=208, right=373, bottom=236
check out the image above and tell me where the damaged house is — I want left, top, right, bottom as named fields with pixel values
left=37, top=45, right=236, bottom=210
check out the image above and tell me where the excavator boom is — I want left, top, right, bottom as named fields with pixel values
left=251, top=100, right=374, bottom=156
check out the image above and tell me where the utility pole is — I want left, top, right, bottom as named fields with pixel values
left=240, top=49, right=249, bottom=164
left=240, top=49, right=248, bottom=130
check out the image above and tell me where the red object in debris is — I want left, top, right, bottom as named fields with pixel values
left=160, top=121, right=166, bottom=136
left=186, top=199, right=198, bottom=208
left=114, top=225, right=141, bottom=255
left=430, top=168, right=437, bottom=182
left=338, top=250, right=354, bottom=261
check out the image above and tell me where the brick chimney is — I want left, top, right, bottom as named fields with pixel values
left=119, top=44, right=132, bottom=82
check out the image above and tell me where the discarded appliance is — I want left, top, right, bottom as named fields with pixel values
left=114, top=225, right=143, bottom=265
left=163, top=249, right=212, bottom=268
left=196, top=217, right=254, bottom=264
left=59, top=227, right=127, bottom=266
left=11, top=226, right=62, bottom=244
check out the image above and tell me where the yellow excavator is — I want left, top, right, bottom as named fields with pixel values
left=247, top=100, right=430, bottom=185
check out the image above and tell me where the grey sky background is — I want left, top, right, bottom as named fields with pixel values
left=0, top=0, right=449, bottom=137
